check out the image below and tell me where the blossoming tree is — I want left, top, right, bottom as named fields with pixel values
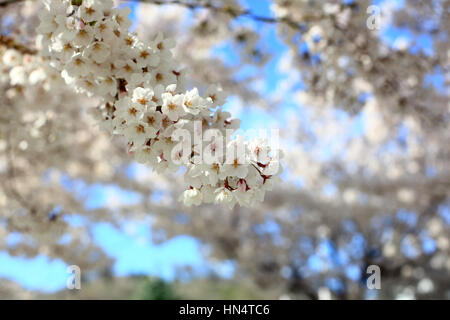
left=0, top=0, right=449, bottom=299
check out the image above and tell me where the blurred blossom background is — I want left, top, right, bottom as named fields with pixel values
left=0, top=0, right=449, bottom=299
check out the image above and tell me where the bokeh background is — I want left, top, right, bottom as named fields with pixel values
left=0, top=0, right=449, bottom=299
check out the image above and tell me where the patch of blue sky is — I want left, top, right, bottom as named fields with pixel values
left=347, top=234, right=366, bottom=260
left=337, top=249, right=350, bottom=266
left=214, top=0, right=292, bottom=124
left=425, top=165, right=438, bottom=178
left=424, top=67, right=447, bottom=93
left=419, top=230, right=437, bottom=255
left=253, top=218, right=281, bottom=235
left=0, top=221, right=210, bottom=292
left=381, top=26, right=434, bottom=56
left=58, top=233, right=73, bottom=246
left=438, top=204, right=450, bottom=225
left=92, top=223, right=206, bottom=280
left=0, top=170, right=211, bottom=292
left=298, top=236, right=315, bottom=255
left=86, top=184, right=142, bottom=210
left=345, top=264, right=361, bottom=281
left=0, top=252, right=68, bottom=292
left=317, top=240, right=334, bottom=260
left=342, top=219, right=358, bottom=233
left=376, top=1, right=448, bottom=98
left=396, top=209, right=418, bottom=228
left=380, top=227, right=395, bottom=244
left=207, top=259, right=236, bottom=279
left=6, top=232, right=22, bottom=246
left=281, top=168, right=305, bottom=189
left=58, top=173, right=142, bottom=210
left=242, top=0, right=273, bottom=17
left=322, top=183, right=338, bottom=198
left=422, top=238, right=437, bottom=255
left=375, top=0, right=434, bottom=56
left=401, top=237, right=421, bottom=259
left=307, top=255, right=326, bottom=272
left=325, top=276, right=344, bottom=293
left=63, top=214, right=89, bottom=227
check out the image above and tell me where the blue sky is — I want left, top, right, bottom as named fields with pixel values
left=1, top=0, right=445, bottom=293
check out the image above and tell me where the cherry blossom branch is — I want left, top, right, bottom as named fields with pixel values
left=37, top=0, right=281, bottom=208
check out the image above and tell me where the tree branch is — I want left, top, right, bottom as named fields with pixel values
left=0, top=0, right=23, bottom=7
left=0, top=0, right=305, bottom=30
left=0, top=35, right=37, bottom=54
left=131, top=0, right=304, bottom=30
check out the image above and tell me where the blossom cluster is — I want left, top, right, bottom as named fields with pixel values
left=37, top=0, right=281, bottom=207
